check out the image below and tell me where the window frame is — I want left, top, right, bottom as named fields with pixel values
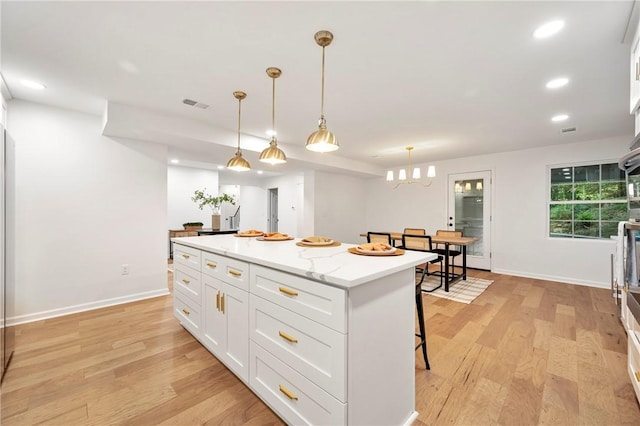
left=547, top=159, right=627, bottom=240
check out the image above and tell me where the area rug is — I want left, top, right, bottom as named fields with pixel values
left=420, top=275, right=493, bottom=304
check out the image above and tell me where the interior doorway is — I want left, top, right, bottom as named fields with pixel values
left=268, top=188, right=278, bottom=233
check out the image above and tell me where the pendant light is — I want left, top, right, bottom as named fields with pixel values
left=226, top=91, right=251, bottom=172
left=259, top=67, right=287, bottom=164
left=306, top=30, right=339, bottom=153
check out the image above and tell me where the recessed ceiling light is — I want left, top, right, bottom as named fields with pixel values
left=257, top=170, right=264, bottom=175
left=20, top=79, right=46, bottom=90
left=552, top=114, right=569, bottom=122
left=533, top=20, right=565, bottom=39
left=170, top=159, right=179, bottom=164
left=546, top=77, right=569, bottom=89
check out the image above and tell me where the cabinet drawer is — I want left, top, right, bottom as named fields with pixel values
left=202, top=251, right=249, bottom=291
left=174, top=294, right=201, bottom=339
left=174, top=244, right=201, bottom=272
left=250, top=341, right=346, bottom=426
left=250, top=265, right=346, bottom=333
left=174, top=266, right=201, bottom=305
left=250, top=295, right=346, bottom=401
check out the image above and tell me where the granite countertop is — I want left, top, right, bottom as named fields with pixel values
left=172, top=234, right=435, bottom=289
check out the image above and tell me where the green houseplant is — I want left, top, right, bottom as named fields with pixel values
left=182, top=222, right=204, bottom=231
left=191, top=189, right=236, bottom=230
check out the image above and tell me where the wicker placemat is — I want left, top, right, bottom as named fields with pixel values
left=296, top=241, right=342, bottom=248
left=347, top=247, right=405, bottom=256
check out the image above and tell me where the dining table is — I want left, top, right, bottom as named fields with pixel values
left=359, top=232, right=479, bottom=292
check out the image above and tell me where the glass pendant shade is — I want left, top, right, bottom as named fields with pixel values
left=412, top=168, right=421, bottom=180
left=398, top=169, right=407, bottom=181
left=465, top=182, right=471, bottom=191
left=386, top=170, right=394, bottom=181
left=227, top=91, right=250, bottom=172
left=260, top=67, right=287, bottom=164
left=476, top=181, right=483, bottom=190
left=427, top=165, right=436, bottom=178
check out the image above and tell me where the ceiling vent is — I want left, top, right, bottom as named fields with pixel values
left=182, top=98, right=209, bottom=109
left=561, top=127, right=577, bottom=133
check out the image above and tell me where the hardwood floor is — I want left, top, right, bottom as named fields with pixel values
left=1, top=269, right=639, bottom=425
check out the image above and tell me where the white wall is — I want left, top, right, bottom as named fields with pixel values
left=366, top=136, right=630, bottom=288
left=167, top=165, right=218, bottom=229
left=313, top=171, right=367, bottom=244
left=302, top=171, right=315, bottom=237
left=9, top=100, right=168, bottom=323
left=263, top=174, right=304, bottom=236
left=239, top=185, right=268, bottom=230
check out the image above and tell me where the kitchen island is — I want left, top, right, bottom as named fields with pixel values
left=171, top=234, right=435, bottom=425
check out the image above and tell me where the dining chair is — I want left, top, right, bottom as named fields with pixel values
left=433, top=229, right=463, bottom=276
left=401, top=234, right=443, bottom=292
left=403, top=227, right=426, bottom=235
left=367, top=232, right=392, bottom=245
left=397, top=228, right=426, bottom=249
left=415, top=280, right=430, bottom=370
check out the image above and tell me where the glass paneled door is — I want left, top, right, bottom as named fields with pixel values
left=447, top=171, right=492, bottom=270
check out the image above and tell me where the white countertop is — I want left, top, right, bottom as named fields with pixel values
left=172, top=235, right=436, bottom=289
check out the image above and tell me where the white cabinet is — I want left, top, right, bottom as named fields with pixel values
left=202, top=274, right=249, bottom=382
left=627, top=311, right=640, bottom=400
left=173, top=244, right=250, bottom=382
left=173, top=245, right=202, bottom=339
left=250, top=341, right=347, bottom=425
left=631, top=37, right=640, bottom=114
left=172, top=239, right=420, bottom=426
left=631, top=19, right=640, bottom=133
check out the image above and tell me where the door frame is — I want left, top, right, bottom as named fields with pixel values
left=447, top=170, right=493, bottom=270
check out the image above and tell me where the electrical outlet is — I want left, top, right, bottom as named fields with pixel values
left=122, top=264, right=129, bottom=275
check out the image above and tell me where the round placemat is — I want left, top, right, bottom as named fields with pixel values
left=296, top=241, right=342, bottom=248
left=347, top=247, right=405, bottom=256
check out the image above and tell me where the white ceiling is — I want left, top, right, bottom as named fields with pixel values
left=1, top=1, right=636, bottom=177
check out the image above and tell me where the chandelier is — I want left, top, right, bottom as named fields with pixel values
left=386, top=146, right=435, bottom=189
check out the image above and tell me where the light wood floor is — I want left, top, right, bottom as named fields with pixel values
left=1, top=268, right=639, bottom=425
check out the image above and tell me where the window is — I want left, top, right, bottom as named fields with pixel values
left=549, top=163, right=627, bottom=239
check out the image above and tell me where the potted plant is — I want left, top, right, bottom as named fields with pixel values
left=182, top=222, right=204, bottom=231
left=191, top=189, right=236, bottom=230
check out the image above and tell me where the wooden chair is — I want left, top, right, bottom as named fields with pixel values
left=432, top=229, right=462, bottom=276
left=402, top=234, right=443, bottom=292
left=403, top=228, right=425, bottom=235
left=367, top=232, right=392, bottom=245
left=395, top=228, right=425, bottom=248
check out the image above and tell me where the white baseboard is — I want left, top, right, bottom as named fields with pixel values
left=8, top=288, right=170, bottom=326
left=403, top=411, right=419, bottom=426
left=492, top=268, right=608, bottom=289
